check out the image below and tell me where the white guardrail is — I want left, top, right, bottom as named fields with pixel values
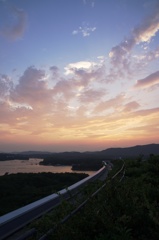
left=0, top=166, right=106, bottom=240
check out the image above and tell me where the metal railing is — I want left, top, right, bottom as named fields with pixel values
left=0, top=166, right=106, bottom=240
left=39, top=160, right=125, bottom=240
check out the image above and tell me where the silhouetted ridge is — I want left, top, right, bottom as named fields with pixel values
left=101, top=143, right=159, bottom=157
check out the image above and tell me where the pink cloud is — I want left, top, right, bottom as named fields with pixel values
left=11, top=66, right=53, bottom=109
left=123, top=101, right=140, bottom=112
left=94, top=93, right=125, bottom=113
left=134, top=71, right=159, bottom=89
left=53, top=79, right=74, bottom=100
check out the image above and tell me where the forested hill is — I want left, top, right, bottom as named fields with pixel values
left=101, top=143, right=159, bottom=157
left=39, top=144, right=159, bottom=170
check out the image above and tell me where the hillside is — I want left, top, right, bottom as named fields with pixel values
left=101, top=143, right=159, bottom=157
left=30, top=155, right=159, bottom=240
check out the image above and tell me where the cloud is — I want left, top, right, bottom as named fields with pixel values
left=146, top=46, right=159, bottom=61
left=0, top=6, right=27, bottom=40
left=132, top=107, right=159, bottom=118
left=0, top=74, right=13, bottom=99
left=0, top=100, right=32, bottom=126
left=110, top=2, right=159, bottom=55
left=72, top=24, right=96, bottom=37
left=64, top=60, right=105, bottom=90
left=78, top=88, right=105, bottom=103
left=0, top=60, right=106, bottom=133
left=49, top=66, right=60, bottom=79
left=53, top=79, right=75, bottom=100
left=109, top=2, right=159, bottom=77
left=0, top=52, right=158, bottom=150
left=123, top=101, right=140, bottom=112
left=83, top=0, right=95, bottom=8
left=64, top=60, right=105, bottom=79
left=132, top=46, right=159, bottom=66
left=64, top=61, right=98, bottom=75
left=132, top=5, right=159, bottom=44
left=134, top=71, right=159, bottom=89
left=10, top=66, right=53, bottom=109
left=46, top=59, right=106, bottom=109
left=93, top=93, right=126, bottom=113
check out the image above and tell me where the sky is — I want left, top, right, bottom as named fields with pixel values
left=0, top=0, right=159, bottom=152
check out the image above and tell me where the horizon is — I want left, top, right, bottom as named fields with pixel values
left=0, top=142, right=158, bottom=154
left=0, top=0, right=159, bottom=152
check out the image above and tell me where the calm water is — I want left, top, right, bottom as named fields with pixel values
left=0, top=158, right=95, bottom=176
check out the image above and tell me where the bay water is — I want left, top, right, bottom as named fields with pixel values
left=0, top=158, right=95, bottom=176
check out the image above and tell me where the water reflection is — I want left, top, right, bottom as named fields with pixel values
left=0, top=158, right=95, bottom=176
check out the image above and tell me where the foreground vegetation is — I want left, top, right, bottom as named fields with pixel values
left=30, top=155, right=159, bottom=240
left=0, top=172, right=88, bottom=216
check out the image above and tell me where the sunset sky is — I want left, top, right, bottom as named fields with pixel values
left=0, top=0, right=159, bottom=152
